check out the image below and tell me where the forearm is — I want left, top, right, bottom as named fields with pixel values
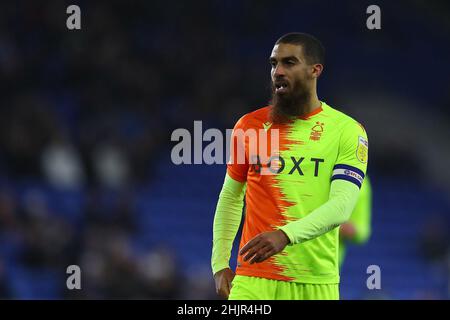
left=351, top=209, right=371, bottom=244
left=280, top=179, right=361, bottom=245
left=211, top=173, right=246, bottom=274
left=349, top=179, right=372, bottom=244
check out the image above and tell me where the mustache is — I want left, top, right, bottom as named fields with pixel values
left=272, top=77, right=289, bottom=90
left=269, top=79, right=311, bottom=124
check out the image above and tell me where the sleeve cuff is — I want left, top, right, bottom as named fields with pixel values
left=212, top=262, right=230, bottom=276
left=278, top=225, right=296, bottom=246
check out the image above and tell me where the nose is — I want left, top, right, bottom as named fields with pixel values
left=273, top=64, right=286, bottom=78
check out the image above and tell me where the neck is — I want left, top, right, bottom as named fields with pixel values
left=297, top=92, right=321, bottom=116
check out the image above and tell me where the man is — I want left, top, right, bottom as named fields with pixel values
left=339, top=177, right=372, bottom=269
left=211, top=33, right=368, bottom=300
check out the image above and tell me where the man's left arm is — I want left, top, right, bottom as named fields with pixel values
left=340, top=176, right=372, bottom=244
left=280, top=179, right=361, bottom=244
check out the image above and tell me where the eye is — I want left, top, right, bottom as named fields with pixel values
left=270, top=61, right=277, bottom=67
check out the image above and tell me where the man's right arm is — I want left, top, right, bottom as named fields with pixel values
left=211, top=173, right=246, bottom=275
left=212, top=114, right=249, bottom=298
left=212, top=173, right=246, bottom=298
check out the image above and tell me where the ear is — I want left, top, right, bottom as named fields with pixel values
left=311, top=64, right=323, bottom=78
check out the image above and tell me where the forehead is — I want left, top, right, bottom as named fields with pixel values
left=270, top=43, right=304, bottom=60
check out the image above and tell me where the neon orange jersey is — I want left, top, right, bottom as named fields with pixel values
left=227, top=101, right=368, bottom=284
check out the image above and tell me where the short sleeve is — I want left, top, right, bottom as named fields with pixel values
left=226, top=116, right=250, bottom=182
left=331, top=121, right=368, bottom=189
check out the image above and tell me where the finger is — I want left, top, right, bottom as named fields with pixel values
left=219, top=288, right=229, bottom=299
left=216, top=282, right=223, bottom=296
left=240, top=236, right=261, bottom=256
left=248, top=248, right=268, bottom=264
left=219, top=288, right=228, bottom=299
left=225, top=279, right=231, bottom=297
left=218, top=283, right=229, bottom=299
left=251, top=247, right=275, bottom=264
left=216, top=274, right=231, bottom=298
left=240, top=236, right=261, bottom=255
left=242, top=241, right=266, bottom=262
left=246, top=243, right=271, bottom=264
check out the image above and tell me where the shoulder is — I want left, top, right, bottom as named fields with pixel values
left=322, top=102, right=367, bottom=135
left=233, top=105, right=271, bottom=129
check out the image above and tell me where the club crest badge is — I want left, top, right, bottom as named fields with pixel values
left=310, top=122, right=324, bottom=141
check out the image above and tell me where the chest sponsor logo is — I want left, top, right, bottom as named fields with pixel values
left=250, top=155, right=324, bottom=177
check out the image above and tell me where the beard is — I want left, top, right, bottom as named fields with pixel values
left=270, top=79, right=312, bottom=124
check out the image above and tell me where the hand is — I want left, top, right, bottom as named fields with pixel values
left=214, top=268, right=235, bottom=299
left=239, top=230, right=290, bottom=264
left=340, top=222, right=356, bottom=241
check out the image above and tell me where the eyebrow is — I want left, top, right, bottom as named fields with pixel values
left=269, top=56, right=301, bottom=63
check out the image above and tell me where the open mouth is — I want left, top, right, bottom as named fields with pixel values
left=274, top=81, right=289, bottom=94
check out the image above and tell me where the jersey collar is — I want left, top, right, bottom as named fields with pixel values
left=297, top=102, right=323, bottom=120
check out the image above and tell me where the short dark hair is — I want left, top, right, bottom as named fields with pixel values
left=275, top=32, right=325, bottom=65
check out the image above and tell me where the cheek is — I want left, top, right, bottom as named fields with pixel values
left=270, top=70, right=275, bottom=80
left=295, top=68, right=311, bottom=81
left=291, top=72, right=305, bottom=83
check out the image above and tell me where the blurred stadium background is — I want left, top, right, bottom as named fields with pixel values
left=0, top=0, right=449, bottom=299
